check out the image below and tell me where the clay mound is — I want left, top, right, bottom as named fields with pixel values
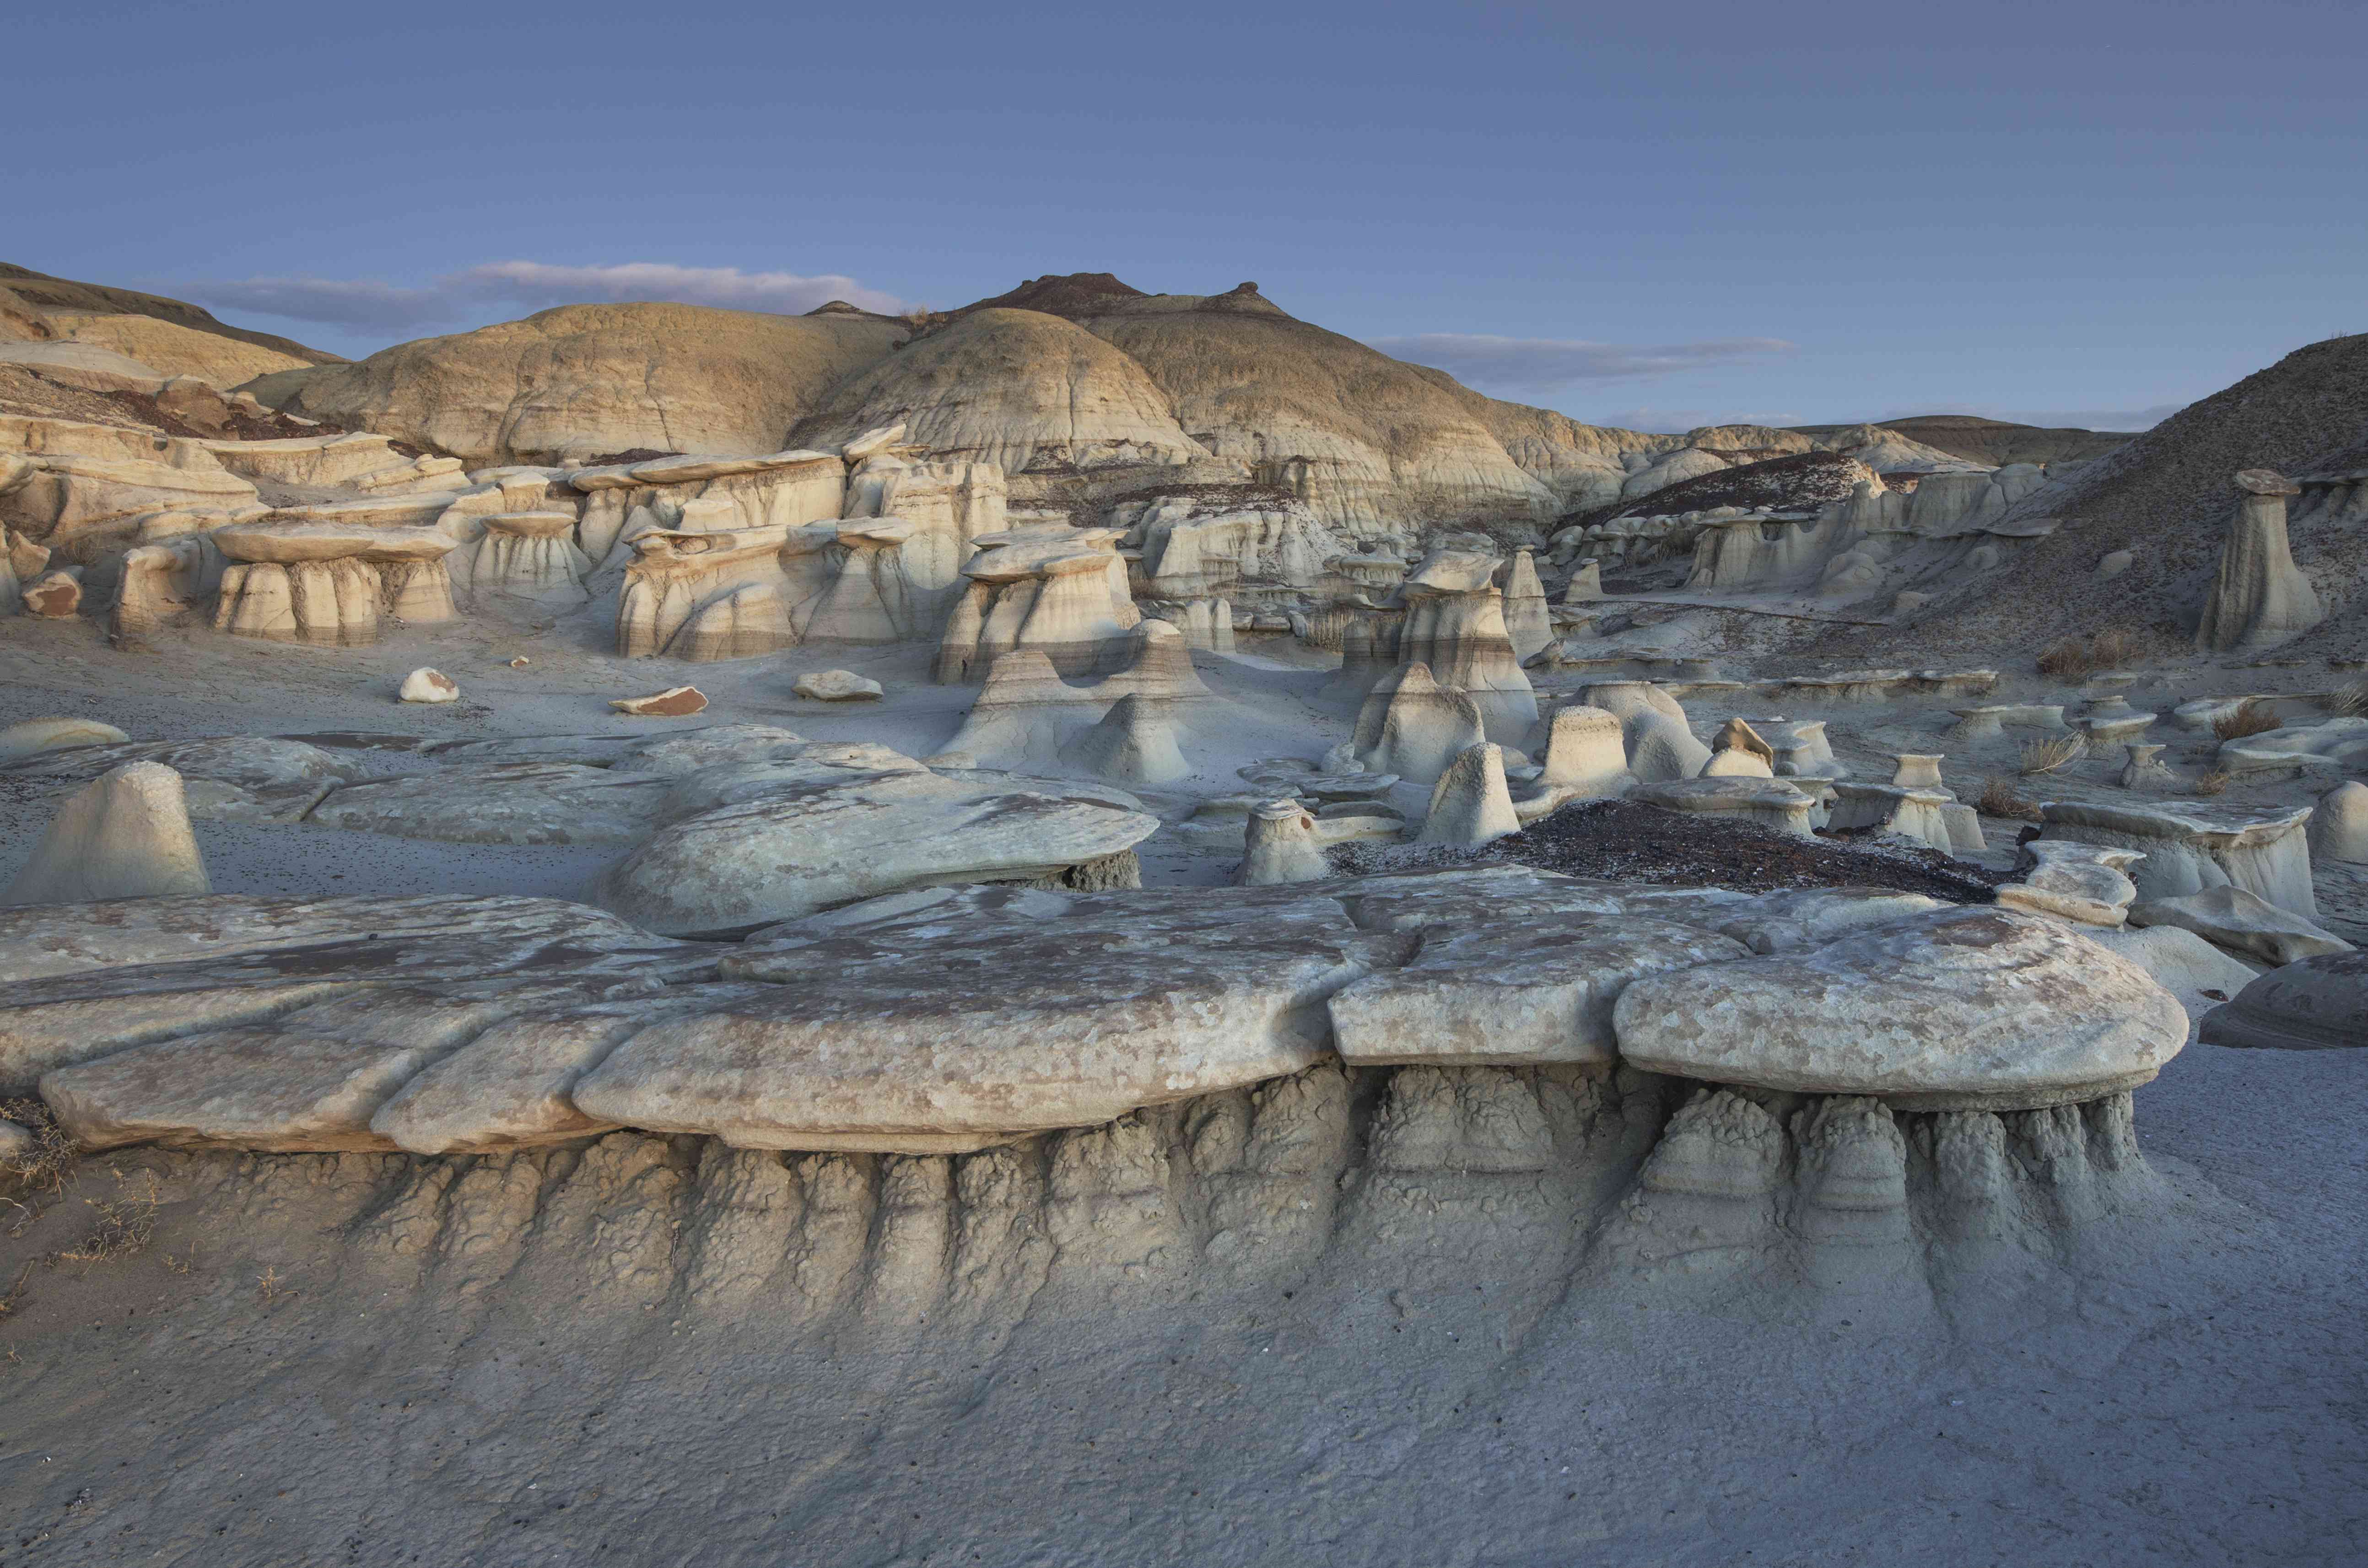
left=1576, top=450, right=1876, bottom=528
left=1863, top=413, right=2136, bottom=468
left=0, top=263, right=340, bottom=380
left=260, top=302, right=908, bottom=466
left=1873, top=331, right=2368, bottom=659
left=787, top=307, right=1207, bottom=476
left=1071, top=293, right=1560, bottom=530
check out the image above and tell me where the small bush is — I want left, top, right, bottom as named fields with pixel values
left=0, top=1099, right=77, bottom=1199
left=1977, top=776, right=2044, bottom=820
left=2212, top=699, right=2282, bottom=742
left=2327, top=681, right=2368, bottom=718
left=59, top=1169, right=161, bottom=1266
left=2019, top=735, right=2085, bottom=776
left=2193, top=770, right=2231, bottom=797
left=2035, top=628, right=2139, bottom=678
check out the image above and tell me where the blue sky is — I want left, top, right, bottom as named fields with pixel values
left=9, top=0, right=2363, bottom=433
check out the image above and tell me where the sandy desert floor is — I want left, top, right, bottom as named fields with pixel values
left=0, top=611, right=2363, bottom=1567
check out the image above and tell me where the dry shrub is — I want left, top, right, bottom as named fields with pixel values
left=2035, top=628, right=2139, bottom=678
left=59, top=1169, right=161, bottom=1266
left=0, top=1099, right=78, bottom=1199
left=2192, top=769, right=2231, bottom=797
left=2019, top=735, right=2085, bottom=776
left=1977, top=776, right=2044, bottom=820
left=2212, top=699, right=2282, bottom=742
left=2327, top=681, right=2368, bottom=718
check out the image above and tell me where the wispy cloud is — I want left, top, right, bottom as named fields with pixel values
left=175, top=261, right=907, bottom=335
left=1366, top=333, right=1796, bottom=397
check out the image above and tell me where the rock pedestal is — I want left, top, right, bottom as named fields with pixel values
left=2195, top=469, right=2324, bottom=652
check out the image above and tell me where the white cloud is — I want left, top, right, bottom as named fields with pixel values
left=176, top=261, right=907, bottom=335
left=1365, top=332, right=1796, bottom=396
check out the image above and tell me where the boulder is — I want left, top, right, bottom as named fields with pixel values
left=2, top=762, right=209, bottom=906
left=399, top=667, right=459, bottom=704
left=2128, top=885, right=2352, bottom=967
left=1614, top=906, right=2189, bottom=1109
left=2199, top=951, right=2368, bottom=1051
left=792, top=669, right=884, bottom=702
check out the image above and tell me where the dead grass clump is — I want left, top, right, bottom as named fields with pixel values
left=2212, top=699, right=2282, bottom=742
left=59, top=1169, right=161, bottom=1266
left=0, top=1099, right=78, bottom=1199
left=2035, top=628, right=2139, bottom=678
left=2193, top=769, right=2231, bottom=797
left=1977, top=776, right=2044, bottom=820
left=2019, top=735, right=2085, bottom=776
left=2327, top=681, right=2368, bottom=718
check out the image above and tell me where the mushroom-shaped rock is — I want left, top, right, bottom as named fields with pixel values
left=2, top=762, right=209, bottom=906
left=2038, top=798, right=2317, bottom=918
left=2195, top=469, right=2323, bottom=652
left=1417, top=743, right=1519, bottom=847
left=1613, top=906, right=2189, bottom=1110
left=1328, top=916, right=1752, bottom=1067
left=2129, top=885, right=2352, bottom=967
left=2199, top=950, right=2368, bottom=1051
left=1234, top=798, right=1330, bottom=886
left=1889, top=753, right=1945, bottom=790
left=399, top=668, right=459, bottom=704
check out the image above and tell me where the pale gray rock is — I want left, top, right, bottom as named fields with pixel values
left=2129, top=885, right=2352, bottom=967
left=1234, top=799, right=1331, bottom=886
left=1613, top=906, right=2189, bottom=1109
left=2, top=762, right=208, bottom=907
left=596, top=770, right=1160, bottom=936
left=2039, top=798, right=2318, bottom=918
left=1631, top=777, right=1816, bottom=837
left=0, top=716, right=129, bottom=760
left=0, top=736, right=363, bottom=822
left=308, top=763, right=678, bottom=845
left=2195, top=469, right=2322, bottom=652
left=1417, top=743, right=1519, bottom=847
left=1353, top=662, right=1487, bottom=786
left=1328, top=916, right=1748, bottom=1067
left=2311, top=781, right=2368, bottom=864
left=1998, top=840, right=2143, bottom=927
left=792, top=669, right=884, bottom=701
left=399, top=667, right=459, bottom=704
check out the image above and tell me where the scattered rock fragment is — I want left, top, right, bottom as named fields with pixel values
left=612, top=686, right=709, bottom=717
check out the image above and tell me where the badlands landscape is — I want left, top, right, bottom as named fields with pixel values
left=0, top=260, right=2365, bottom=1565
